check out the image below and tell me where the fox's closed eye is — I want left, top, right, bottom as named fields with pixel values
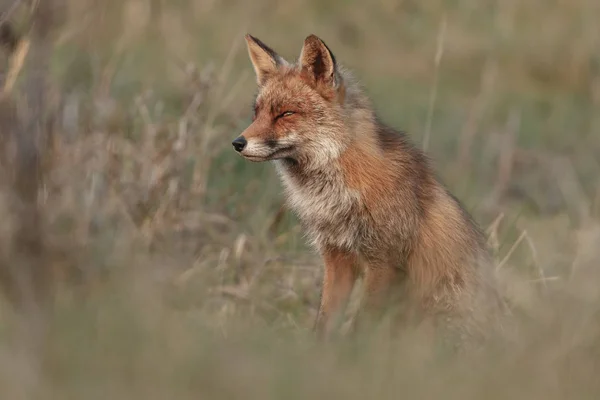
left=275, top=111, right=295, bottom=120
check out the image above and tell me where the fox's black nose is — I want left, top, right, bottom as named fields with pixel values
left=232, top=136, right=247, bottom=152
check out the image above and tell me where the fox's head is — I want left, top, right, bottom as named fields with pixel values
left=232, top=34, right=352, bottom=164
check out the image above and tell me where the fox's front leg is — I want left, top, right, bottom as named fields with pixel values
left=314, top=248, right=359, bottom=339
left=352, top=263, right=403, bottom=334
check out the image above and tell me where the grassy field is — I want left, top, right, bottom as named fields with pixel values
left=1, top=0, right=600, bottom=398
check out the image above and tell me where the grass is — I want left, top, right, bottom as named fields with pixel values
left=0, top=0, right=599, bottom=398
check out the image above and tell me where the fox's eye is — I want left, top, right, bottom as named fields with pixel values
left=275, top=111, right=295, bottom=120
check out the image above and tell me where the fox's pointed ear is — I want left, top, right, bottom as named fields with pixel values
left=299, top=34, right=338, bottom=87
left=245, top=34, right=285, bottom=85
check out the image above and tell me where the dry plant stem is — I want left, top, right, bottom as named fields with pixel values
left=491, top=109, right=520, bottom=202
left=2, top=36, right=29, bottom=95
left=457, top=60, right=497, bottom=170
left=422, top=15, right=446, bottom=152
left=522, top=229, right=546, bottom=290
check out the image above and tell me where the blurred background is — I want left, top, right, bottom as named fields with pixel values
left=0, top=0, right=599, bottom=398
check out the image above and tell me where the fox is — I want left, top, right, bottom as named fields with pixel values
left=232, top=33, right=507, bottom=349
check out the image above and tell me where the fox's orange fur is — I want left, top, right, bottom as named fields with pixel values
left=233, top=34, right=506, bottom=349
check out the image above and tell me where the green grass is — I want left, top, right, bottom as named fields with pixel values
left=0, top=0, right=600, bottom=398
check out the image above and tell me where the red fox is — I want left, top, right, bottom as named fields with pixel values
left=233, top=34, right=506, bottom=349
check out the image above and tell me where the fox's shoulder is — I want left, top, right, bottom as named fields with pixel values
left=371, top=116, right=427, bottom=163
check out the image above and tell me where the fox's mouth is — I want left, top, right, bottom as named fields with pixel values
left=241, top=146, right=294, bottom=162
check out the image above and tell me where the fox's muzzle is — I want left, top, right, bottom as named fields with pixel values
left=232, top=136, right=247, bottom=152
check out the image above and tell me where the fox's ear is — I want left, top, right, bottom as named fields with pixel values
left=299, top=34, right=338, bottom=87
left=245, top=34, right=285, bottom=85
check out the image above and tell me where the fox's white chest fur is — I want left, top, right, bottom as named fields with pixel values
left=274, top=160, right=362, bottom=252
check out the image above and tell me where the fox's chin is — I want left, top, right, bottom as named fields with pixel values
left=241, top=154, right=270, bottom=162
left=240, top=147, right=294, bottom=162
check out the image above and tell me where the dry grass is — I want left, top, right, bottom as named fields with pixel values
left=0, top=0, right=598, bottom=398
